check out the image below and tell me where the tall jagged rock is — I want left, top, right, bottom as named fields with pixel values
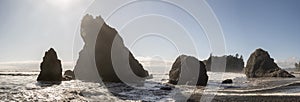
left=244, top=48, right=295, bottom=78
left=37, top=48, right=62, bottom=81
left=73, top=14, right=103, bottom=82
left=74, top=14, right=149, bottom=83
left=169, top=55, right=208, bottom=86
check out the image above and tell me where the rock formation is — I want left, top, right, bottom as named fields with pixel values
left=74, top=14, right=149, bottom=83
left=244, top=48, right=295, bottom=78
left=37, top=48, right=63, bottom=82
left=73, top=14, right=103, bottom=82
left=169, top=55, right=208, bottom=86
left=221, top=79, right=233, bottom=84
left=204, top=54, right=244, bottom=72
left=62, top=70, right=75, bottom=81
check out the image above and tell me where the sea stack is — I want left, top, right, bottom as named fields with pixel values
left=73, top=14, right=103, bottom=82
left=37, top=48, right=63, bottom=82
left=74, top=14, right=149, bottom=83
left=244, top=48, right=295, bottom=78
left=169, top=55, right=208, bottom=86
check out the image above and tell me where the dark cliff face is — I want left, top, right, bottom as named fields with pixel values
left=169, top=55, right=208, bottom=86
left=244, top=48, right=295, bottom=78
left=74, top=14, right=149, bottom=83
left=73, top=14, right=103, bottom=82
left=37, top=48, right=62, bottom=81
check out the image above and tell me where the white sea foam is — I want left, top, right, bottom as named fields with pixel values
left=1, top=65, right=300, bottom=101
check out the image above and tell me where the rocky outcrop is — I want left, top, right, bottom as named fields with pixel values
left=63, top=70, right=75, bottom=81
left=221, top=79, right=233, bottom=84
left=244, top=48, right=295, bottom=78
left=169, top=55, right=208, bottom=86
left=74, top=14, right=149, bottom=83
left=73, top=14, right=103, bottom=82
left=204, top=54, right=244, bottom=72
left=37, top=48, right=62, bottom=82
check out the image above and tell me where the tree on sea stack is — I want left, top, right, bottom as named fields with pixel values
left=37, top=48, right=63, bottom=82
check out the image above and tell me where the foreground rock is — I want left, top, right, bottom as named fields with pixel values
left=244, top=48, right=295, bottom=78
left=74, top=14, right=149, bottom=83
left=37, top=48, right=62, bottom=82
left=169, top=55, right=208, bottom=86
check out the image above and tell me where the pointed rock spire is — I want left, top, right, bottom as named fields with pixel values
left=37, top=48, right=63, bottom=82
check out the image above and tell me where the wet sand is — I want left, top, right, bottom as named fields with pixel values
left=187, top=77, right=300, bottom=102
left=189, top=94, right=300, bottom=102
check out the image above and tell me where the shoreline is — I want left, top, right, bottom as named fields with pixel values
left=189, top=94, right=300, bottom=102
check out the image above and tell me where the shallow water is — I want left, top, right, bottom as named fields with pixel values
left=0, top=71, right=300, bottom=101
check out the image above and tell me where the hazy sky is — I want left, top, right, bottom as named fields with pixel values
left=0, top=0, right=299, bottom=63
left=0, top=0, right=93, bottom=62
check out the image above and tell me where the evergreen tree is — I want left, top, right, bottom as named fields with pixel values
left=235, top=53, right=239, bottom=58
left=240, top=55, right=243, bottom=60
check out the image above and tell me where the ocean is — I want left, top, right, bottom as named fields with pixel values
left=1, top=62, right=300, bottom=101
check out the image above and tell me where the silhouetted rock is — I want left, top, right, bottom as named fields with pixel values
left=221, top=79, right=233, bottom=84
left=160, top=86, right=173, bottom=91
left=74, top=14, right=149, bottom=83
left=73, top=14, right=103, bottom=82
left=37, top=48, right=62, bottom=82
left=62, top=70, right=75, bottom=81
left=169, top=55, right=208, bottom=86
left=244, top=48, right=295, bottom=78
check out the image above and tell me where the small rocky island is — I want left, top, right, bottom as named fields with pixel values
left=204, top=54, right=244, bottom=72
left=169, top=55, right=208, bottom=86
left=244, top=48, right=295, bottom=78
left=37, top=48, right=63, bottom=82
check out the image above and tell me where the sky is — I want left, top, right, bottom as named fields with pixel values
left=0, top=0, right=299, bottom=66
left=208, top=0, right=300, bottom=62
left=0, top=0, right=93, bottom=62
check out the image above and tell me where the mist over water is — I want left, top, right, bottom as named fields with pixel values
left=0, top=61, right=73, bottom=72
